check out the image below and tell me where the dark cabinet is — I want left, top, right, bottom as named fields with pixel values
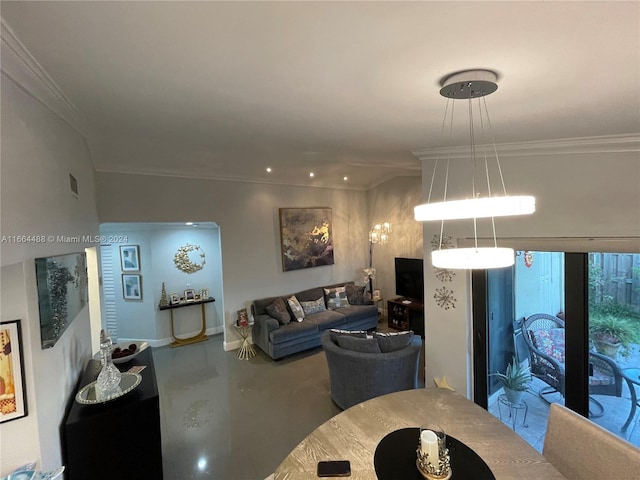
left=62, top=348, right=163, bottom=479
left=387, top=298, right=424, bottom=338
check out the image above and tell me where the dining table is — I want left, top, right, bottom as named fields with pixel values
left=274, top=388, right=567, bottom=479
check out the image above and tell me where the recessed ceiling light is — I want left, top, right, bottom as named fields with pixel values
left=343, top=176, right=348, bottom=181
left=309, top=172, right=315, bottom=178
left=266, top=167, right=272, bottom=173
left=185, top=222, right=194, bottom=226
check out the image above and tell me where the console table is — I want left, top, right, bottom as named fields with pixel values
left=62, top=348, right=162, bottom=480
left=159, top=297, right=215, bottom=348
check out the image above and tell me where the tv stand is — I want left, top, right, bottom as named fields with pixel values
left=387, top=297, right=424, bottom=338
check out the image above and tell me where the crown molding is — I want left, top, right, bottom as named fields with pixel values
left=412, top=134, right=640, bottom=161
left=1, top=18, right=87, bottom=136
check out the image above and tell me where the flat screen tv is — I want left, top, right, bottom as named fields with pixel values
left=395, top=257, right=424, bottom=301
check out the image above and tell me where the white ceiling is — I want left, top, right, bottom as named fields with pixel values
left=1, top=1, right=639, bottom=189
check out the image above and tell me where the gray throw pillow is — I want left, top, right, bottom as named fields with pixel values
left=324, top=286, right=350, bottom=310
left=374, top=331, right=414, bottom=352
left=266, top=297, right=292, bottom=325
left=300, top=297, right=326, bottom=316
left=287, top=295, right=305, bottom=322
left=336, top=335, right=381, bottom=353
left=345, top=284, right=367, bottom=305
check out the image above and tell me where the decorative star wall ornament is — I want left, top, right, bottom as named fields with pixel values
left=434, top=286, right=457, bottom=310
left=174, top=243, right=206, bottom=274
left=431, top=234, right=456, bottom=282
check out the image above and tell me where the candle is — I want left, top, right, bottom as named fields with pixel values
left=420, top=429, right=439, bottom=465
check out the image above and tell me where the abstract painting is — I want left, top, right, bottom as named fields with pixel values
left=35, top=252, right=88, bottom=349
left=279, top=208, right=334, bottom=272
left=0, top=320, right=28, bottom=423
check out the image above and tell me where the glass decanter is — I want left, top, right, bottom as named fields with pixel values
left=96, top=329, right=121, bottom=399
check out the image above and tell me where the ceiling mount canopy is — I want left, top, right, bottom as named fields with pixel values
left=415, top=69, right=536, bottom=270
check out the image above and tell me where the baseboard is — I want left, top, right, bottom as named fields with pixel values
left=117, top=325, right=224, bottom=348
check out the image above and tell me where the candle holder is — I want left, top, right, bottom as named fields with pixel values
left=416, top=427, right=452, bottom=480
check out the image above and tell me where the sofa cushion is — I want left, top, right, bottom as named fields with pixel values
left=324, top=286, right=350, bottom=310
left=266, top=297, right=292, bottom=325
left=335, top=304, right=378, bottom=323
left=269, top=320, right=319, bottom=345
left=530, top=328, right=565, bottom=364
left=303, top=309, right=348, bottom=331
left=295, top=287, right=326, bottom=303
left=345, top=284, right=367, bottom=305
left=287, top=295, right=305, bottom=322
left=336, top=335, right=381, bottom=353
left=300, top=297, right=326, bottom=315
left=374, top=331, right=414, bottom=352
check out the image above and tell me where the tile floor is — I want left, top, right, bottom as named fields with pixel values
left=152, top=329, right=638, bottom=479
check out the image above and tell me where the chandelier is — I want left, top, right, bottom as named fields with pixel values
left=415, top=69, right=535, bottom=269
left=369, top=222, right=391, bottom=246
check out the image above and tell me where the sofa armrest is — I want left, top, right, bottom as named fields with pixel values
left=251, top=314, right=279, bottom=354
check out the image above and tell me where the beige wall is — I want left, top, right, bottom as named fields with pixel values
left=95, top=173, right=372, bottom=346
left=0, top=71, right=98, bottom=472
left=420, top=149, right=640, bottom=397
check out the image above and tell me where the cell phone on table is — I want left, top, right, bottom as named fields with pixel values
left=317, top=460, right=351, bottom=477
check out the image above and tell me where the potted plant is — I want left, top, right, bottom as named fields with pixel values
left=590, top=315, right=637, bottom=359
left=491, top=356, right=531, bottom=405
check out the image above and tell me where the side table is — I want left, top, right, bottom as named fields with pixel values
left=497, top=394, right=528, bottom=431
left=235, top=324, right=256, bottom=360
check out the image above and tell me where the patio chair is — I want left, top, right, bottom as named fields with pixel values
left=519, top=313, right=624, bottom=417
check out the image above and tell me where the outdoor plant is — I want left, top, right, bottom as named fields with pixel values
left=491, top=356, right=531, bottom=405
left=589, top=315, right=638, bottom=358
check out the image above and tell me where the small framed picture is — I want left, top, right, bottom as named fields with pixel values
left=194, top=293, right=202, bottom=301
left=237, top=308, right=249, bottom=326
left=120, top=245, right=140, bottom=271
left=184, top=289, right=195, bottom=302
left=170, top=292, right=180, bottom=305
left=373, top=289, right=381, bottom=300
left=0, top=319, right=28, bottom=424
left=200, top=288, right=209, bottom=299
left=122, top=274, right=142, bottom=300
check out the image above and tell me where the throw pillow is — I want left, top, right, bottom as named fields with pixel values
left=530, top=328, right=565, bottom=364
left=345, top=284, right=367, bottom=305
left=287, top=295, right=305, bottom=322
left=266, top=297, right=292, bottom=325
left=336, top=335, right=381, bottom=354
left=374, top=331, right=414, bottom=353
left=300, top=297, right=326, bottom=316
left=324, top=286, right=350, bottom=310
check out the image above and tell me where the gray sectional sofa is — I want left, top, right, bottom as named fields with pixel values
left=251, top=282, right=379, bottom=360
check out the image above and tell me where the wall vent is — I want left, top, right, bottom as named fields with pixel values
left=69, top=173, right=78, bottom=197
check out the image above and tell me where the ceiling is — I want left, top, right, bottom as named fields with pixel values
left=1, top=1, right=639, bottom=190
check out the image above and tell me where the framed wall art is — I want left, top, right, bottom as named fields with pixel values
left=184, top=289, right=195, bottom=302
left=120, top=245, right=140, bottom=271
left=122, top=274, right=142, bottom=300
left=279, top=207, right=334, bottom=272
left=35, top=252, right=88, bottom=349
left=0, top=319, right=28, bottom=423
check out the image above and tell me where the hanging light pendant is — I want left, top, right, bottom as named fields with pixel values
left=415, top=69, right=536, bottom=269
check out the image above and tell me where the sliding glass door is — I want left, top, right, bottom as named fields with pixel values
left=477, top=251, right=640, bottom=449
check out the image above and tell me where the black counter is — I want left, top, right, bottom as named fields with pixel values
left=62, top=347, right=163, bottom=479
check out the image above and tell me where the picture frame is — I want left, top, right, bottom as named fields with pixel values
left=279, top=207, right=334, bottom=272
left=170, top=292, right=180, bottom=305
left=194, top=293, right=202, bottom=301
left=237, top=308, right=249, bottom=326
left=184, top=289, right=195, bottom=302
left=120, top=245, right=140, bottom=272
left=35, top=252, right=88, bottom=349
left=122, top=274, right=142, bottom=300
left=200, top=288, right=209, bottom=300
left=373, top=289, right=381, bottom=300
left=0, top=319, right=28, bottom=424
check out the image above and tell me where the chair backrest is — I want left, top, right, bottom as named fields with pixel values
left=543, top=403, right=640, bottom=479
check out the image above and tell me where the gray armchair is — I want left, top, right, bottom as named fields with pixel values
left=321, top=330, right=422, bottom=410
